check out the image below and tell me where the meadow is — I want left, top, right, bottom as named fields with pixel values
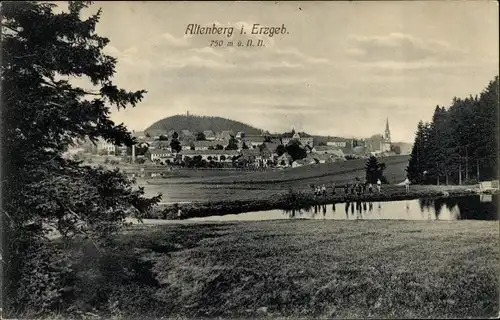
left=141, top=155, right=411, bottom=202
left=60, top=219, right=499, bottom=319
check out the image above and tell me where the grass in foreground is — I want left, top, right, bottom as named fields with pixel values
left=61, top=220, right=498, bottom=319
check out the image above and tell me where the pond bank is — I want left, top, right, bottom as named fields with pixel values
left=144, top=185, right=480, bottom=220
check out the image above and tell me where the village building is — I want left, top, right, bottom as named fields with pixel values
left=277, top=153, right=293, bottom=167
left=148, top=141, right=170, bottom=150
left=96, top=138, right=115, bottom=154
left=281, top=132, right=314, bottom=148
left=216, top=130, right=234, bottom=141
left=180, top=129, right=194, bottom=140
left=365, top=118, right=392, bottom=153
left=203, top=130, right=216, bottom=140
left=326, top=138, right=349, bottom=148
left=235, top=131, right=244, bottom=139
left=145, top=149, right=176, bottom=163
left=191, top=140, right=221, bottom=151
left=180, top=149, right=239, bottom=162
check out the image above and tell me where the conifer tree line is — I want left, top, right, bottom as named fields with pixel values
left=406, top=76, right=499, bottom=185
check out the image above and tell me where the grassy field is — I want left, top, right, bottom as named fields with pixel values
left=141, top=155, right=410, bottom=202
left=63, top=220, right=499, bottom=319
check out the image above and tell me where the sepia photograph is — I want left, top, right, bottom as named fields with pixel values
left=1, top=1, right=499, bottom=319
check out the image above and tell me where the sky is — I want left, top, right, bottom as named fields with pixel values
left=76, top=1, right=499, bottom=143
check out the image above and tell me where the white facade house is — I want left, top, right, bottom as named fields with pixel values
left=282, top=133, right=314, bottom=148
left=96, top=138, right=115, bottom=154
left=327, top=141, right=347, bottom=148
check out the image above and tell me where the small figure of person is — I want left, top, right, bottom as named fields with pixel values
left=377, top=178, right=382, bottom=193
left=332, top=182, right=336, bottom=195
left=344, top=184, right=349, bottom=195
left=404, top=177, right=410, bottom=192
left=321, top=184, right=327, bottom=196
left=368, top=183, right=373, bottom=194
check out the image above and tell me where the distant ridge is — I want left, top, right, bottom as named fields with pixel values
left=145, top=114, right=264, bottom=135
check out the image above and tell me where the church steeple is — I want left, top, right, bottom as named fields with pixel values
left=384, top=117, right=391, bottom=142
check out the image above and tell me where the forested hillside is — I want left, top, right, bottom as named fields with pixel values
left=406, top=76, right=499, bottom=184
left=146, top=115, right=264, bottom=135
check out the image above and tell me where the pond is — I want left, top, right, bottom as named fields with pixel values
left=187, top=195, right=498, bottom=222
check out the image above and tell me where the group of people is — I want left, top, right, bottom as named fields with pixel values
left=311, top=177, right=411, bottom=198
left=344, top=179, right=383, bottom=196
left=311, top=179, right=383, bottom=198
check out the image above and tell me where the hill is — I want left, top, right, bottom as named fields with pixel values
left=146, top=115, right=264, bottom=135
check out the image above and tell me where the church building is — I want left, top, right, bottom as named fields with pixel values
left=382, top=118, right=391, bottom=152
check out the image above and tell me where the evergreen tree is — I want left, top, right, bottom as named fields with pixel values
left=406, top=121, right=427, bottom=183
left=365, top=156, right=387, bottom=184
left=225, top=135, right=239, bottom=150
left=170, top=137, right=182, bottom=153
left=1, top=1, right=161, bottom=316
left=407, top=75, right=499, bottom=184
left=285, top=140, right=307, bottom=161
left=275, top=144, right=286, bottom=156
left=196, top=131, right=206, bottom=141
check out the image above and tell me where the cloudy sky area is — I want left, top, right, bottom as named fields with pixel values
left=80, top=1, right=497, bottom=142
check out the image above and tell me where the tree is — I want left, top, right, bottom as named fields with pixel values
left=365, top=156, right=387, bottom=184
left=406, top=76, right=499, bottom=184
left=196, top=131, right=206, bottom=141
left=215, top=144, right=224, bottom=150
left=242, top=142, right=249, bottom=149
left=275, top=144, right=286, bottom=157
left=258, top=143, right=267, bottom=153
left=1, top=2, right=161, bottom=316
left=172, top=131, right=179, bottom=139
left=220, top=155, right=226, bottom=161
left=264, top=135, right=272, bottom=143
left=158, top=134, right=168, bottom=141
left=285, top=140, right=307, bottom=161
left=145, top=132, right=151, bottom=138
left=225, top=135, right=239, bottom=150
left=390, top=145, right=401, bottom=155
left=170, top=138, right=182, bottom=153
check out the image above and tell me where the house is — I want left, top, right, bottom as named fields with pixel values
left=277, top=153, right=293, bottom=167
left=180, top=149, right=239, bottom=162
left=312, top=146, right=345, bottom=154
left=146, top=149, right=175, bottom=163
left=203, top=130, right=216, bottom=141
left=310, top=153, right=335, bottom=164
left=96, top=138, right=115, bottom=154
left=235, top=131, right=244, bottom=139
left=216, top=130, right=234, bottom=141
left=281, top=133, right=314, bottom=148
left=326, top=138, right=349, bottom=148
left=192, top=140, right=220, bottom=150
left=180, top=130, right=194, bottom=140
left=149, top=141, right=170, bottom=150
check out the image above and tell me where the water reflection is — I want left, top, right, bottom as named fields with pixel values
left=187, top=195, right=498, bottom=222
